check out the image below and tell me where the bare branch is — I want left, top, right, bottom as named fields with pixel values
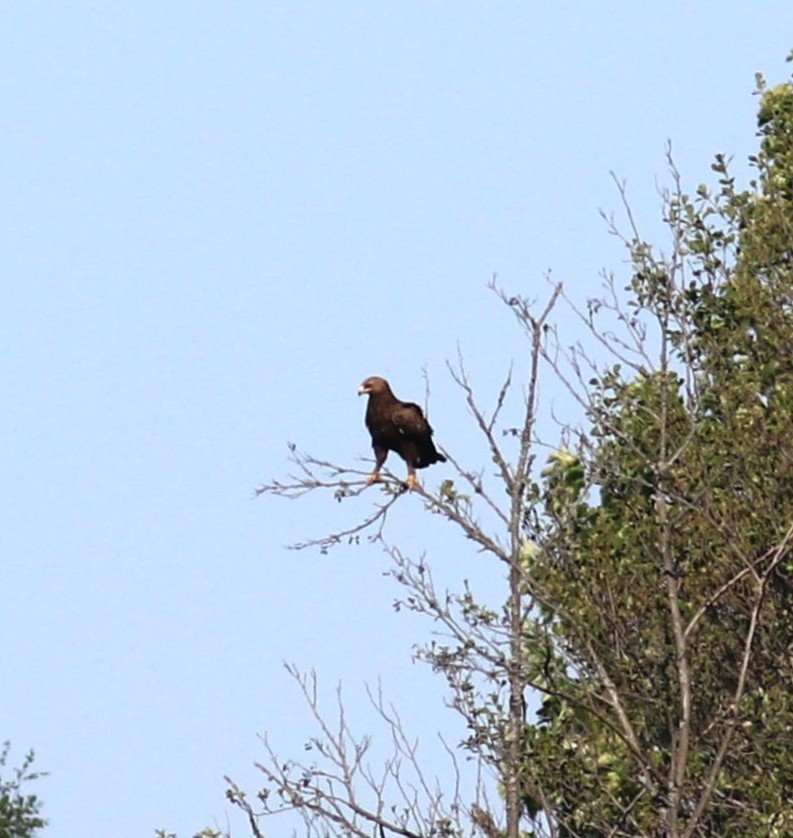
left=289, top=489, right=404, bottom=552
left=225, top=665, right=483, bottom=838
left=447, top=350, right=515, bottom=492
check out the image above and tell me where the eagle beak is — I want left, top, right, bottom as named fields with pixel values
left=357, top=385, right=367, bottom=396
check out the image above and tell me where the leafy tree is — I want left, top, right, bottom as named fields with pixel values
left=0, top=743, right=47, bottom=838
left=517, top=60, right=793, bottom=835
left=175, top=56, right=793, bottom=838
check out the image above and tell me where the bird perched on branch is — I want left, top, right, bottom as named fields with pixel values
left=358, top=376, right=446, bottom=490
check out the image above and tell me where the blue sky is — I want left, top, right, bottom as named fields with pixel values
left=2, top=4, right=791, bottom=835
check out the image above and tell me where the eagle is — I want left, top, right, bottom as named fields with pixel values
left=358, top=375, right=446, bottom=490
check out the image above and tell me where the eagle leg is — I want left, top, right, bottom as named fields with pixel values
left=366, top=446, right=388, bottom=486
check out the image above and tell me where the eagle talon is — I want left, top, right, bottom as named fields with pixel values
left=406, top=474, right=418, bottom=491
left=366, top=472, right=381, bottom=485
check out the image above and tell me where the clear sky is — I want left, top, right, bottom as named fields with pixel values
left=2, top=4, right=791, bottom=835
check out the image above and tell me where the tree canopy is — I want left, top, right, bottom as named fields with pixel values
left=519, top=61, right=793, bottom=836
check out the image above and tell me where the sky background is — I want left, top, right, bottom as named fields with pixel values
left=2, top=4, right=791, bottom=836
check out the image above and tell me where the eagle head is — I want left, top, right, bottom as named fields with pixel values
left=358, top=376, right=390, bottom=396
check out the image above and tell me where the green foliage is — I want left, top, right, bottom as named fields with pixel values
left=518, top=65, right=793, bottom=835
left=0, top=743, right=47, bottom=838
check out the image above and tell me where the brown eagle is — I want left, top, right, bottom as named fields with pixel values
left=358, top=376, right=446, bottom=490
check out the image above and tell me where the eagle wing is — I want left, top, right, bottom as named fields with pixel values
left=391, top=401, right=432, bottom=440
